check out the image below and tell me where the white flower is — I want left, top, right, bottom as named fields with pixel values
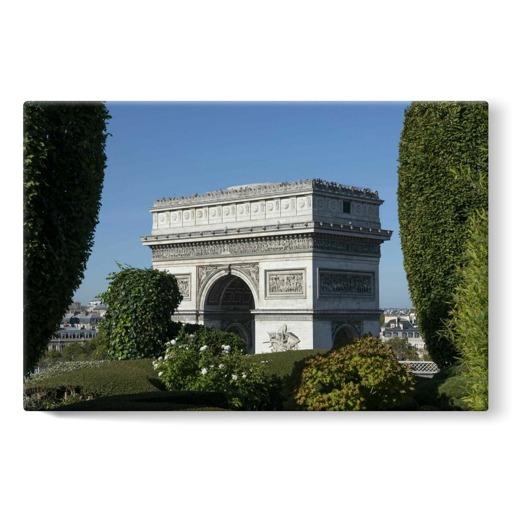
left=158, top=371, right=163, bottom=377
left=231, top=374, right=238, bottom=381
left=218, top=363, right=225, bottom=369
left=200, top=345, right=208, bottom=352
left=164, top=354, right=169, bottom=360
left=158, top=356, right=163, bottom=361
left=201, top=368, right=208, bottom=375
left=170, top=339, right=176, bottom=345
left=242, top=373, right=247, bottom=379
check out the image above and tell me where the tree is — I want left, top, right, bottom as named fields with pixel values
left=397, top=101, right=488, bottom=368
left=99, top=266, right=183, bottom=360
left=24, top=102, right=110, bottom=375
left=383, top=336, right=420, bottom=361
left=442, top=209, right=488, bottom=410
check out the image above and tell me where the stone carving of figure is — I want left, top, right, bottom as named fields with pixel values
left=264, top=324, right=301, bottom=352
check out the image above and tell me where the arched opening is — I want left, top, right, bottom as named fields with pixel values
left=332, top=324, right=358, bottom=349
left=203, top=275, right=255, bottom=353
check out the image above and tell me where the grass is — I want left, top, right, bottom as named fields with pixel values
left=24, top=348, right=455, bottom=411
left=250, top=349, right=327, bottom=379
left=24, top=349, right=325, bottom=411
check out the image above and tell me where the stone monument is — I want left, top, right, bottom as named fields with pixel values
left=141, top=179, right=392, bottom=353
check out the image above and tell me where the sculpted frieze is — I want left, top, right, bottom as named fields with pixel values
left=150, top=234, right=380, bottom=260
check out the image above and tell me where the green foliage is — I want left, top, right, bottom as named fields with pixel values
left=397, top=101, right=488, bottom=368
left=99, top=265, right=183, bottom=360
left=383, top=336, right=420, bottom=361
left=154, top=326, right=282, bottom=410
left=292, top=336, right=415, bottom=411
left=36, top=334, right=110, bottom=366
left=441, top=209, right=488, bottom=410
left=23, top=101, right=110, bottom=375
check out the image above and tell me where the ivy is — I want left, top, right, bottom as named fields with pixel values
left=99, top=266, right=183, bottom=360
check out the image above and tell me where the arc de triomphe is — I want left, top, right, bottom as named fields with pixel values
left=141, top=179, right=391, bottom=353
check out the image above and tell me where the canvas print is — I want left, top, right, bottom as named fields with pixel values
left=23, top=101, right=488, bottom=411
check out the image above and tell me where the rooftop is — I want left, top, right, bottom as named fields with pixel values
left=152, top=178, right=380, bottom=209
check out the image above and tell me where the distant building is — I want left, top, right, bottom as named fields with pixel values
left=47, top=298, right=107, bottom=351
left=49, top=328, right=98, bottom=352
left=381, top=312, right=426, bottom=355
left=60, top=312, right=102, bottom=329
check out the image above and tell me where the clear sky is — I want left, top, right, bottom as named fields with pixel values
left=73, top=101, right=412, bottom=308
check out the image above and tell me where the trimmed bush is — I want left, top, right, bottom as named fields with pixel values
left=292, top=336, right=415, bottom=411
left=99, top=265, right=183, bottom=360
left=153, top=326, right=282, bottom=410
left=397, top=101, right=488, bottom=368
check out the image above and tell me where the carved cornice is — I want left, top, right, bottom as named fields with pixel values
left=152, top=178, right=379, bottom=209
left=150, top=233, right=381, bottom=261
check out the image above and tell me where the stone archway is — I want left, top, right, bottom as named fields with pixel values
left=332, top=324, right=359, bottom=349
left=143, top=179, right=392, bottom=353
left=203, top=274, right=256, bottom=353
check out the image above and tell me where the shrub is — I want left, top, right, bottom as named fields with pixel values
left=153, top=326, right=282, bottom=410
left=99, top=265, right=183, bottom=360
left=397, top=101, right=488, bottom=368
left=292, top=336, right=415, bottom=411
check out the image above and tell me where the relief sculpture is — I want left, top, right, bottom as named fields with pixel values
left=320, top=271, right=374, bottom=297
left=176, top=276, right=191, bottom=300
left=267, top=272, right=304, bottom=295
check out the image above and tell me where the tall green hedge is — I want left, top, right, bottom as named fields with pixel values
left=24, top=102, right=110, bottom=375
left=397, top=102, right=488, bottom=367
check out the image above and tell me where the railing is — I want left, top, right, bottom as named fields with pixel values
left=400, top=361, right=440, bottom=378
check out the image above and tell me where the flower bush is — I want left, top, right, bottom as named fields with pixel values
left=292, top=336, right=415, bottom=411
left=153, top=326, right=282, bottom=410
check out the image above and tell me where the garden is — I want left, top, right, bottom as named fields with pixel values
left=24, top=325, right=465, bottom=411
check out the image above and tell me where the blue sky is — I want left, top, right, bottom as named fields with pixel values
left=73, top=101, right=412, bottom=308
